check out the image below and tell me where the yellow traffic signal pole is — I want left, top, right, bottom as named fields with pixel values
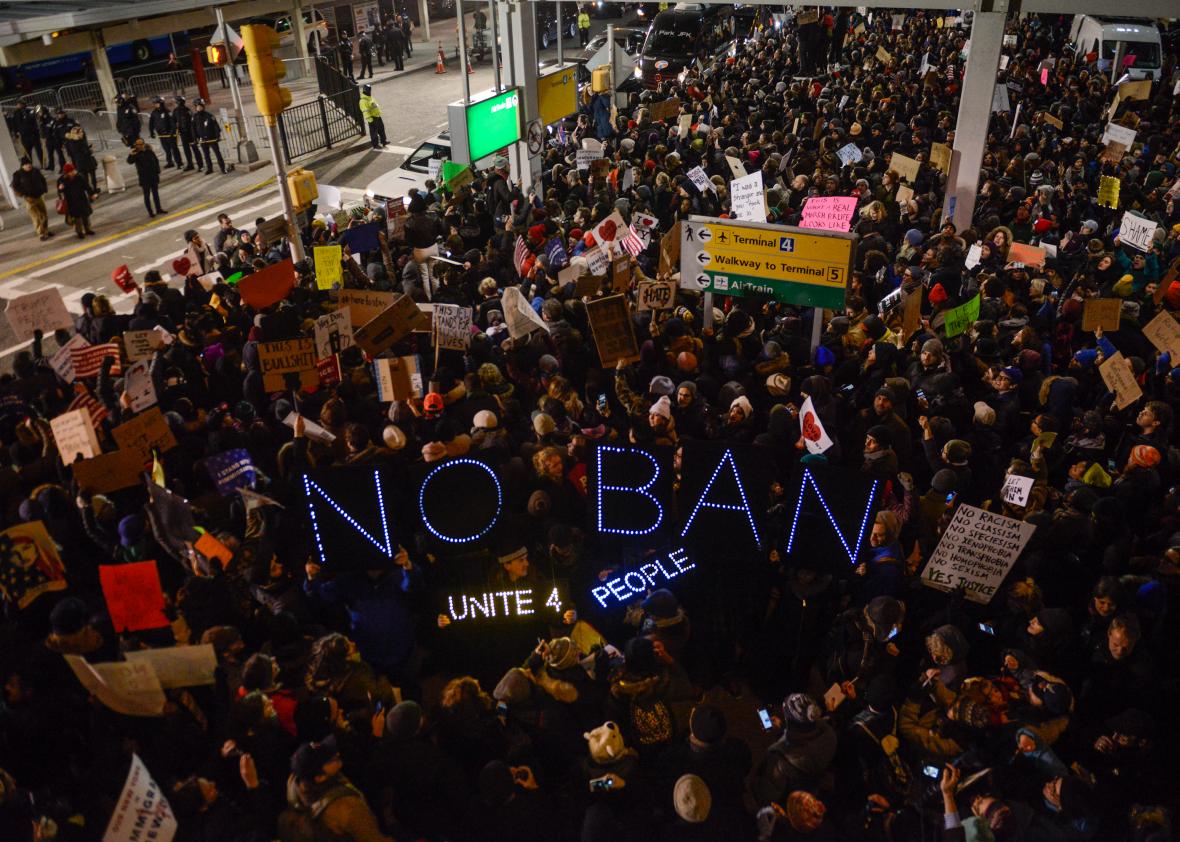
left=242, top=23, right=305, bottom=263
left=214, top=8, right=252, bottom=147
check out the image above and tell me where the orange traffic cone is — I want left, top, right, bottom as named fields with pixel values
left=436, top=42, right=446, bottom=73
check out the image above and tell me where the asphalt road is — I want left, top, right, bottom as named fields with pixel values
left=0, top=15, right=636, bottom=370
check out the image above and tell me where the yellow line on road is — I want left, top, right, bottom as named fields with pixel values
left=0, top=176, right=276, bottom=281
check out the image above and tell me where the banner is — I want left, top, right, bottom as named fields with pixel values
left=314, top=309, right=354, bottom=358
left=0, top=521, right=67, bottom=609
left=920, top=504, right=1036, bottom=604
left=51, top=407, right=101, bottom=463
left=799, top=196, right=858, bottom=232
left=432, top=303, right=473, bottom=350
left=238, top=258, right=295, bottom=309
left=799, top=396, right=834, bottom=454
left=4, top=288, right=72, bottom=341
left=99, top=561, right=170, bottom=633
left=103, top=754, right=176, bottom=842
left=72, top=342, right=122, bottom=379
left=203, top=449, right=257, bottom=495
left=729, top=171, right=765, bottom=221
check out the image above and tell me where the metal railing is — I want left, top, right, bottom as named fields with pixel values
left=125, top=70, right=197, bottom=102
left=0, top=88, right=60, bottom=113
left=274, top=88, right=364, bottom=163
left=58, top=81, right=105, bottom=112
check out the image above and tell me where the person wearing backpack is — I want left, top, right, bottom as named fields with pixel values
left=752, top=693, right=837, bottom=807
left=278, top=736, right=392, bottom=842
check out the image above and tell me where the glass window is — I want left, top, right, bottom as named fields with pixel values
left=404, top=142, right=449, bottom=173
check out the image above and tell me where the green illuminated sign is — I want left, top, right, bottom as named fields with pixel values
left=465, top=88, right=522, bottom=162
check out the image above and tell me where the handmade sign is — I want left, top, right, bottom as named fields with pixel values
left=999, top=474, right=1035, bottom=507
left=1100, top=351, right=1143, bottom=409
left=4, top=288, right=72, bottom=341
left=991, top=83, right=1010, bottom=113
left=202, top=449, right=257, bottom=495
left=929, top=142, right=952, bottom=175
left=890, top=153, right=921, bottom=184
left=659, top=223, right=681, bottom=275
left=0, top=521, right=67, bottom=609
left=921, top=504, right=1036, bottom=604
left=124, top=645, right=217, bottom=689
left=102, top=754, right=176, bottom=842
left=649, top=98, right=680, bottom=121
left=799, top=396, right=834, bottom=454
left=896, top=184, right=914, bottom=206
left=196, top=271, right=223, bottom=291
left=591, top=210, right=629, bottom=254
left=432, top=303, right=473, bottom=351
left=111, top=407, right=178, bottom=455
left=1142, top=311, right=1180, bottom=360
left=500, top=286, right=549, bottom=339
left=799, top=196, right=858, bottom=232
left=123, top=361, right=157, bottom=413
left=687, top=166, right=713, bottom=194
left=637, top=280, right=677, bottom=311
left=1119, top=212, right=1157, bottom=252
left=314, top=245, right=344, bottom=290
left=729, top=171, right=765, bottom=221
left=1102, top=122, right=1136, bottom=148
left=1082, top=298, right=1122, bottom=332
left=353, top=294, right=427, bottom=356
left=575, top=147, right=603, bottom=170
left=611, top=254, right=632, bottom=294
left=585, top=245, right=610, bottom=278
left=340, top=220, right=382, bottom=254
left=257, top=215, right=288, bottom=242
left=258, top=339, right=318, bottom=392
left=338, top=289, right=398, bottom=326
left=875, top=46, right=892, bottom=63
left=49, top=334, right=90, bottom=382
left=73, top=448, right=149, bottom=494
left=942, top=294, right=981, bottom=338
left=836, top=143, right=863, bottom=167
left=585, top=295, right=640, bottom=368
left=1007, top=242, right=1046, bottom=268
left=194, top=532, right=233, bottom=568
left=314, top=309, right=354, bottom=359
left=123, top=328, right=170, bottom=363
left=373, top=356, right=423, bottom=402
left=99, top=561, right=170, bottom=633
left=238, top=259, right=295, bottom=309
left=1098, top=175, right=1121, bottom=209
left=283, top=412, right=336, bottom=444
left=725, top=155, right=746, bottom=181
left=50, top=407, right=101, bottom=463
left=1042, top=112, right=1063, bottom=130
left=590, top=546, right=697, bottom=609
left=677, top=113, right=692, bottom=139
left=64, top=656, right=165, bottom=718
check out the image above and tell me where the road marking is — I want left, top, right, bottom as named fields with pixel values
left=129, top=197, right=283, bottom=274
left=373, top=145, right=415, bottom=155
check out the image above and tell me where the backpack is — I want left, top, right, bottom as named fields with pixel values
left=277, top=782, right=361, bottom=842
left=855, top=711, right=914, bottom=798
left=629, top=697, right=673, bottom=746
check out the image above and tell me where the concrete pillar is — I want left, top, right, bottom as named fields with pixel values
left=942, top=7, right=1007, bottom=228
left=292, top=0, right=311, bottom=63
left=418, top=0, right=431, bottom=43
left=497, top=0, right=540, bottom=191
left=0, top=125, right=21, bottom=208
left=90, top=31, right=121, bottom=126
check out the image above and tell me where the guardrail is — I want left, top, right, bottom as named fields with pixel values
left=125, top=70, right=196, bottom=101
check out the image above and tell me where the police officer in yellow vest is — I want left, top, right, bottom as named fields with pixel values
left=577, top=7, right=591, bottom=46
left=360, top=84, right=387, bottom=149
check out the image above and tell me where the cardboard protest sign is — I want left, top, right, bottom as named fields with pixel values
left=611, top=254, right=632, bottom=293
left=258, top=338, right=318, bottom=393
left=237, top=259, right=295, bottom=310
left=929, top=142, right=952, bottom=174
left=1118, top=78, right=1151, bottom=102
left=102, top=754, right=177, bottom=842
left=799, top=196, right=858, bottom=232
left=338, top=289, right=398, bottom=326
left=501, top=286, right=549, bottom=339
left=194, top=531, right=234, bottom=568
left=0, top=521, right=67, bottom=609
left=314, top=309, right=354, bottom=359
left=353, top=295, right=427, bottom=356
left=799, top=396, right=834, bottom=454
left=74, top=448, right=149, bottom=494
left=122, top=361, right=157, bottom=413
left=202, top=449, right=257, bottom=495
left=659, top=222, right=681, bottom=275
left=1007, top=242, right=1046, bottom=268
left=649, top=98, right=680, bottom=121
left=921, top=504, right=1036, bottom=604
left=637, top=280, right=677, bottom=311
left=373, top=356, right=424, bottom=402
left=51, top=408, right=100, bottom=463
left=875, top=46, right=892, bottom=63
left=1082, top=298, right=1122, bottom=332
left=1000, top=474, right=1035, bottom=507
left=729, top=171, right=765, bottom=221
left=1042, top=112, right=1064, bottom=130
left=432, top=303, right=473, bottom=350
left=1119, top=212, right=1157, bottom=252
left=575, top=270, right=601, bottom=298
left=687, top=166, right=713, bottom=194
left=257, top=215, right=288, bottom=242
left=1102, top=122, right=1136, bottom=148
left=586, top=295, right=640, bottom=368
left=4, top=288, right=72, bottom=341
left=65, top=655, right=165, bottom=718
left=725, top=155, right=746, bottom=180
left=99, top=561, right=169, bottom=633
left=122, top=328, right=170, bottom=363
left=895, top=184, right=915, bottom=207
left=889, top=153, right=920, bottom=183
left=942, top=294, right=981, bottom=339
left=72, top=342, right=122, bottom=379
left=1142, top=311, right=1180, bottom=360
left=314, top=245, right=344, bottom=290
left=901, top=286, right=924, bottom=340
left=1098, top=175, right=1121, bottom=208
left=111, top=407, right=177, bottom=455
left=125, top=645, right=217, bottom=689
left=1100, top=351, right=1143, bottom=409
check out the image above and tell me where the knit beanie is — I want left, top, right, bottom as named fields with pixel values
left=689, top=704, right=726, bottom=744
left=649, top=395, right=672, bottom=420
left=973, top=401, right=997, bottom=427
left=1129, top=445, right=1161, bottom=469
left=866, top=424, right=893, bottom=449
left=384, top=701, right=423, bottom=741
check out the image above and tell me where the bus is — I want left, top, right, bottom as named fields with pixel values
left=0, top=34, right=183, bottom=95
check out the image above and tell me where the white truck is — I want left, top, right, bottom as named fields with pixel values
left=1069, top=16, right=1163, bottom=82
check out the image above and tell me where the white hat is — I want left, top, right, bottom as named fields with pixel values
left=649, top=395, right=672, bottom=420
left=473, top=410, right=498, bottom=430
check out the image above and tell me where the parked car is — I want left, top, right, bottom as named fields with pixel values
left=635, top=4, right=735, bottom=89
left=365, top=132, right=497, bottom=206
left=274, top=9, right=331, bottom=44
left=536, top=4, right=580, bottom=50
left=577, top=26, right=647, bottom=64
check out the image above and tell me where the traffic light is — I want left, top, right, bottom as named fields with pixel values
left=241, top=23, right=291, bottom=118
left=205, top=43, right=229, bottom=66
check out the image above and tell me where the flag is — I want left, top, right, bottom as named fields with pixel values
left=70, top=342, right=121, bottom=379
left=151, top=450, right=166, bottom=487
left=545, top=237, right=569, bottom=270
left=513, top=235, right=529, bottom=275
left=620, top=224, right=645, bottom=257
left=799, top=396, right=834, bottom=455
left=68, top=388, right=108, bottom=427
left=0, top=521, right=67, bottom=609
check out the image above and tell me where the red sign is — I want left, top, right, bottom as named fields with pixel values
left=238, top=259, right=295, bottom=310
left=99, top=561, right=170, bottom=633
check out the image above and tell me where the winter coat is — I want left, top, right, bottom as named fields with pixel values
left=751, top=721, right=837, bottom=806
left=303, top=566, right=422, bottom=672
left=58, top=173, right=92, bottom=218
left=127, top=146, right=161, bottom=185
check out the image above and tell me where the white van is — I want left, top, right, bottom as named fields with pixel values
left=1069, top=16, right=1162, bottom=81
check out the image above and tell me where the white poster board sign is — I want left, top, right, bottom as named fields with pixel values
left=51, top=407, right=101, bottom=463
left=729, top=171, right=765, bottom=221
left=123, top=361, right=158, bottom=413
left=1102, top=122, right=1137, bottom=148
left=999, top=474, right=1035, bottom=507
left=49, top=334, right=91, bottom=382
left=4, top=288, right=73, bottom=341
left=799, top=396, right=834, bottom=454
left=103, top=753, right=177, bottom=842
left=687, top=166, right=714, bottom=194
left=920, top=504, right=1036, bottom=604
left=1119, top=211, right=1157, bottom=252
left=314, top=309, right=354, bottom=359
left=124, top=645, right=217, bottom=689
left=432, top=303, right=473, bottom=350
left=836, top=143, right=863, bottom=166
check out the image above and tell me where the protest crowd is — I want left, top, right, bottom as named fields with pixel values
left=2, top=8, right=1180, bottom=842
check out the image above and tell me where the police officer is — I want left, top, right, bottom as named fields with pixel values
left=115, top=93, right=141, bottom=146
left=359, top=84, right=387, bottom=149
left=358, top=29, right=374, bottom=79
left=192, top=98, right=227, bottom=175
left=148, top=97, right=183, bottom=169
left=578, top=6, right=591, bottom=47
left=49, top=109, right=73, bottom=172
left=338, top=32, right=355, bottom=80
left=7, top=100, right=43, bottom=168
left=174, top=95, right=198, bottom=171
left=386, top=22, right=406, bottom=71
left=39, top=105, right=64, bottom=171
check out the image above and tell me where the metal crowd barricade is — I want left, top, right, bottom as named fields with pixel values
left=0, top=88, right=59, bottom=112
left=125, top=70, right=196, bottom=102
left=272, top=89, right=364, bottom=163
left=57, top=81, right=106, bottom=112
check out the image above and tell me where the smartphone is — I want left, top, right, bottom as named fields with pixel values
left=840, top=383, right=855, bottom=393
left=496, top=701, right=508, bottom=717
left=916, top=388, right=926, bottom=401
left=923, top=765, right=941, bottom=779
left=375, top=701, right=383, bottom=714
left=1107, top=458, right=1117, bottom=472
left=757, top=708, right=774, bottom=731
left=887, top=626, right=899, bottom=641
left=946, top=492, right=957, bottom=504
left=592, top=777, right=615, bottom=791
left=978, top=622, right=995, bottom=636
